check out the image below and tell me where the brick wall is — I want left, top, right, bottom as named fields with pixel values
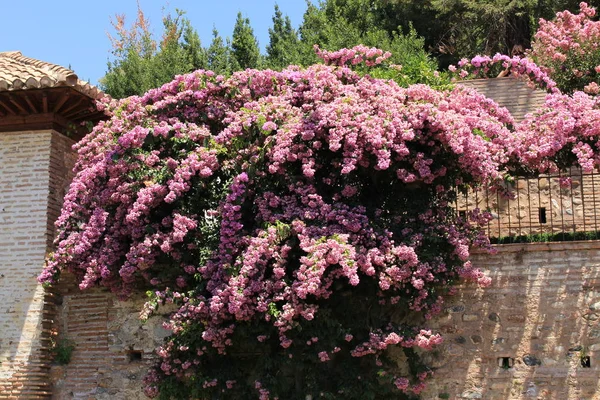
left=0, top=130, right=75, bottom=399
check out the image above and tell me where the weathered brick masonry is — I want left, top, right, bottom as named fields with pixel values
left=0, top=130, right=74, bottom=398
left=0, top=51, right=105, bottom=399
left=49, top=284, right=171, bottom=400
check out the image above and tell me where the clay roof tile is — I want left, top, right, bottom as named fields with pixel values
left=459, top=77, right=547, bottom=122
left=0, top=51, right=103, bottom=99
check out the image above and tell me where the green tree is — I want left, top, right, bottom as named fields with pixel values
left=295, top=0, right=587, bottom=67
left=101, top=6, right=207, bottom=98
left=231, top=12, right=261, bottom=69
left=101, top=5, right=155, bottom=98
left=207, top=28, right=233, bottom=75
left=151, top=10, right=208, bottom=88
left=297, top=0, right=363, bottom=64
left=265, top=4, right=301, bottom=69
left=181, top=19, right=208, bottom=71
left=429, top=0, right=537, bottom=57
left=296, top=0, right=442, bottom=85
left=379, top=0, right=584, bottom=62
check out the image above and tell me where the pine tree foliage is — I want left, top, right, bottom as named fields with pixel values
left=265, top=5, right=301, bottom=70
left=100, top=0, right=591, bottom=96
left=207, top=28, right=233, bottom=76
left=231, top=12, right=262, bottom=69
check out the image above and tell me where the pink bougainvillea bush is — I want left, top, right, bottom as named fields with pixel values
left=513, top=90, right=600, bottom=173
left=38, top=44, right=600, bottom=399
left=529, top=2, right=600, bottom=94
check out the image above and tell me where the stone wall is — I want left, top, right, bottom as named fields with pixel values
left=422, top=241, right=600, bottom=400
left=49, top=279, right=171, bottom=400
left=47, top=241, right=600, bottom=400
left=0, top=130, right=75, bottom=399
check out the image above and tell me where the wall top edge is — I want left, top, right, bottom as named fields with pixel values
left=472, top=239, right=600, bottom=254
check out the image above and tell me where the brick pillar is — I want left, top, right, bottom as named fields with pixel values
left=0, top=130, right=75, bottom=399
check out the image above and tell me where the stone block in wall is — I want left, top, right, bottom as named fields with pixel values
left=421, top=241, right=600, bottom=400
left=50, top=283, right=175, bottom=400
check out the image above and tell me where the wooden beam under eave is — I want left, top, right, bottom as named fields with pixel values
left=52, top=92, right=70, bottom=113
left=0, top=99, right=17, bottom=115
left=52, top=112, right=75, bottom=131
left=42, top=93, right=48, bottom=113
left=23, top=94, right=38, bottom=113
left=0, top=112, right=74, bottom=135
left=8, top=96, right=28, bottom=114
left=64, top=106, right=93, bottom=120
left=60, top=97, right=84, bottom=116
left=0, top=113, right=55, bottom=131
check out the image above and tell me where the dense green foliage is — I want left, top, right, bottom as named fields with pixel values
left=374, top=0, right=584, bottom=62
left=206, top=28, right=235, bottom=76
left=101, top=2, right=442, bottom=97
left=296, top=0, right=442, bottom=79
left=231, top=12, right=262, bottom=70
left=265, top=5, right=300, bottom=70
left=101, top=7, right=208, bottom=98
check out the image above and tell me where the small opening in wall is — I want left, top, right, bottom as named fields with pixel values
left=539, top=207, right=547, bottom=224
left=458, top=210, right=467, bottom=219
left=128, top=350, right=143, bottom=363
left=498, top=357, right=514, bottom=369
left=581, top=356, right=591, bottom=368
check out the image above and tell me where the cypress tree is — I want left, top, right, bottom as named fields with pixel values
left=231, top=12, right=261, bottom=69
left=265, top=4, right=301, bottom=69
left=207, top=28, right=232, bottom=75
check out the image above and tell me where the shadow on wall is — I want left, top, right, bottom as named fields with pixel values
left=422, top=241, right=600, bottom=400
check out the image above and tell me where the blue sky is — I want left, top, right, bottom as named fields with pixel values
left=1, top=0, right=309, bottom=86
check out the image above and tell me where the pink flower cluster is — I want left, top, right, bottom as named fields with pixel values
left=513, top=91, right=600, bottom=173
left=449, top=54, right=559, bottom=93
left=314, top=44, right=392, bottom=67
left=529, top=2, right=600, bottom=93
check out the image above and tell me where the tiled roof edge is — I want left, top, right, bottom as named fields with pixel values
left=0, top=51, right=103, bottom=99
